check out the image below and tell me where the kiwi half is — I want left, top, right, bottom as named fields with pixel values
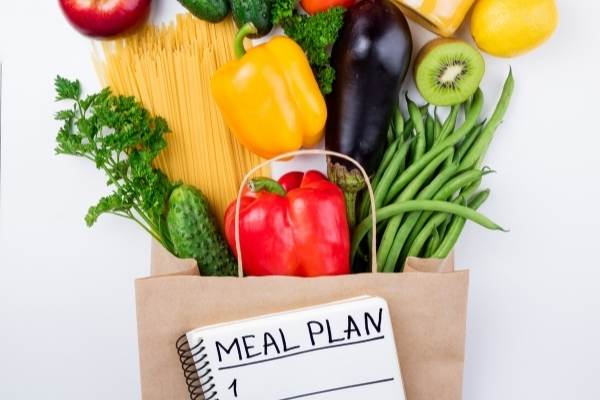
left=415, top=38, right=485, bottom=106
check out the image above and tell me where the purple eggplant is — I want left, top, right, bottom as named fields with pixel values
left=325, top=0, right=412, bottom=226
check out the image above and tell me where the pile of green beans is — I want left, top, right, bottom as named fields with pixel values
left=354, top=70, right=514, bottom=272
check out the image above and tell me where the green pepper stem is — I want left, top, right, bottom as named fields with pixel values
left=234, top=23, right=258, bottom=59
left=249, top=177, right=287, bottom=196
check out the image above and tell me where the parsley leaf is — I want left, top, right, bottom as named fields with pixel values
left=54, top=76, right=81, bottom=101
left=54, top=76, right=176, bottom=253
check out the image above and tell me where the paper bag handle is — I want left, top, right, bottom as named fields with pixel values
left=235, top=149, right=377, bottom=277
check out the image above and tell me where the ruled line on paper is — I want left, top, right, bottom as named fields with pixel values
left=277, top=377, right=396, bottom=400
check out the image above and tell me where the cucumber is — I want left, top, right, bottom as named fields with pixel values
left=231, top=0, right=273, bottom=38
left=177, top=0, right=230, bottom=23
left=167, top=185, right=237, bottom=276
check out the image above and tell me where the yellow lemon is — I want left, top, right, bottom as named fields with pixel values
left=471, top=0, right=558, bottom=57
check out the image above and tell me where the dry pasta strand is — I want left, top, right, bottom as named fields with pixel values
left=94, top=14, right=266, bottom=228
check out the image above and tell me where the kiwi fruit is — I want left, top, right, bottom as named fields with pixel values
left=414, top=38, right=485, bottom=106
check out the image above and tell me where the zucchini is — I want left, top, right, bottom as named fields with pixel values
left=231, top=0, right=273, bottom=38
left=167, top=185, right=237, bottom=276
left=177, top=0, right=230, bottom=23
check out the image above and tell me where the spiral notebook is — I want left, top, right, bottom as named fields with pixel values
left=176, top=296, right=405, bottom=400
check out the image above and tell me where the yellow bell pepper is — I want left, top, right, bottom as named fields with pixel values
left=211, top=23, right=327, bottom=159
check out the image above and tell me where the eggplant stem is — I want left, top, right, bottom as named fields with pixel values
left=327, top=158, right=366, bottom=229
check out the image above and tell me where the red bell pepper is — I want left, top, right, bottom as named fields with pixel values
left=301, top=0, right=356, bottom=15
left=224, top=171, right=350, bottom=277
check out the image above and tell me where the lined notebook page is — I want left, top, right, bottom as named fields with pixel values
left=185, top=296, right=405, bottom=400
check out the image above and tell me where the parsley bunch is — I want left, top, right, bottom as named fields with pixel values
left=54, top=76, right=176, bottom=253
left=272, top=0, right=345, bottom=95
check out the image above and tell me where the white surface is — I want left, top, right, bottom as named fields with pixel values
left=0, top=1, right=598, bottom=399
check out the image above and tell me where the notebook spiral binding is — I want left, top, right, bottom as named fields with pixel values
left=177, top=334, right=218, bottom=400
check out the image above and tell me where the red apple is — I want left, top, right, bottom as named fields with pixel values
left=59, top=0, right=152, bottom=38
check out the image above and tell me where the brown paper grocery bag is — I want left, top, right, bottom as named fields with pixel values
left=136, top=151, right=469, bottom=399
left=138, top=246, right=467, bottom=400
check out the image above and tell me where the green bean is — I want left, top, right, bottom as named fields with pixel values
left=406, top=137, right=416, bottom=164
left=415, top=131, right=426, bottom=161
left=459, top=71, right=515, bottom=171
left=403, top=168, right=487, bottom=258
left=437, top=214, right=452, bottom=242
left=381, top=161, right=460, bottom=272
left=438, top=104, right=460, bottom=141
left=404, top=195, right=464, bottom=264
left=455, top=122, right=484, bottom=163
left=407, top=212, right=450, bottom=258
left=373, top=139, right=413, bottom=210
left=403, top=119, right=414, bottom=140
left=398, top=146, right=454, bottom=204
left=425, top=114, right=435, bottom=151
left=377, top=147, right=454, bottom=270
left=434, top=109, right=442, bottom=142
left=443, top=149, right=454, bottom=169
left=386, top=126, right=395, bottom=144
left=433, top=189, right=491, bottom=258
left=407, top=98, right=426, bottom=161
left=351, top=199, right=504, bottom=263
left=431, top=168, right=485, bottom=202
left=469, top=189, right=490, bottom=209
left=391, top=107, right=404, bottom=141
left=425, top=228, right=441, bottom=258
left=460, top=176, right=482, bottom=198
left=358, top=139, right=412, bottom=219
left=384, top=89, right=483, bottom=203
left=464, top=95, right=473, bottom=113
left=419, top=162, right=461, bottom=199
left=372, top=139, right=400, bottom=189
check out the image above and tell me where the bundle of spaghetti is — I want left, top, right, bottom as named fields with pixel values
left=94, top=14, right=266, bottom=225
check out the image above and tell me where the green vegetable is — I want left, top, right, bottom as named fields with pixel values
left=407, top=97, right=426, bottom=161
left=353, top=71, right=514, bottom=271
left=272, top=0, right=345, bottom=94
left=425, top=114, right=435, bottom=151
left=377, top=147, right=454, bottom=271
left=424, top=228, right=441, bottom=258
left=459, top=69, right=515, bottom=171
left=438, top=104, right=460, bottom=142
left=407, top=208, right=453, bottom=258
left=177, top=0, right=230, bottom=23
left=392, top=107, right=404, bottom=140
left=455, top=122, right=485, bottom=163
left=371, top=138, right=400, bottom=189
left=167, top=185, right=237, bottom=276
left=383, top=163, right=464, bottom=272
left=54, top=76, right=176, bottom=253
left=403, top=168, right=489, bottom=260
left=351, top=199, right=505, bottom=263
left=271, top=0, right=294, bottom=23
left=373, top=139, right=413, bottom=210
left=231, top=0, right=273, bottom=37
left=433, top=189, right=491, bottom=258
left=53, top=76, right=236, bottom=276
left=384, top=89, right=484, bottom=204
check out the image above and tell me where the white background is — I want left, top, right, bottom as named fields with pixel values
left=1, top=1, right=599, bottom=399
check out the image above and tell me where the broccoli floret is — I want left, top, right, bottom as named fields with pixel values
left=272, top=0, right=296, bottom=25
left=272, top=1, right=346, bottom=95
